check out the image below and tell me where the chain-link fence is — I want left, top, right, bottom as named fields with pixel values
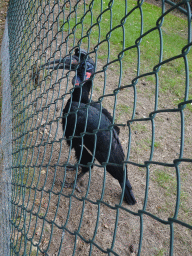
left=1, top=0, right=192, bottom=255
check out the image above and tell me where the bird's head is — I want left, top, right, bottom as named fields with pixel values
left=41, top=48, right=95, bottom=87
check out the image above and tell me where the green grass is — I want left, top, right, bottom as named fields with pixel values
left=154, top=141, right=161, bottom=148
left=132, top=122, right=148, bottom=132
left=155, top=248, right=167, bottom=256
left=59, top=0, right=192, bottom=111
left=153, top=168, right=190, bottom=217
left=115, top=103, right=131, bottom=121
left=154, top=170, right=176, bottom=192
left=135, top=138, right=151, bottom=152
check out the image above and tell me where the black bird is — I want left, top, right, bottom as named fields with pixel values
left=43, top=48, right=136, bottom=205
left=43, top=48, right=120, bottom=134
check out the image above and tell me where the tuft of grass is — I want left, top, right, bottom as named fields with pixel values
left=154, top=170, right=175, bottom=188
left=153, top=168, right=190, bottom=216
left=153, top=169, right=177, bottom=198
left=39, top=212, right=44, bottom=217
left=174, top=94, right=192, bottom=112
left=117, top=103, right=130, bottom=113
left=135, top=137, right=151, bottom=152
left=31, top=250, right=37, bottom=256
left=132, top=123, right=148, bottom=133
left=155, top=248, right=167, bottom=256
left=154, top=141, right=161, bottom=148
left=116, top=103, right=131, bottom=121
left=94, top=86, right=100, bottom=92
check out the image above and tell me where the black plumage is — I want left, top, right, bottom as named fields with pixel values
left=70, top=48, right=120, bottom=135
left=43, top=48, right=136, bottom=205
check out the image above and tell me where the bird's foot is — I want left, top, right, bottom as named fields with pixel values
left=65, top=165, right=77, bottom=172
left=64, top=181, right=81, bottom=193
left=64, top=163, right=81, bottom=173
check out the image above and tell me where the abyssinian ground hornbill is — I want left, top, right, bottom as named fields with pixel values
left=43, top=48, right=136, bottom=205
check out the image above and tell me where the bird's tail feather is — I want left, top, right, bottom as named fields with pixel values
left=120, top=180, right=136, bottom=205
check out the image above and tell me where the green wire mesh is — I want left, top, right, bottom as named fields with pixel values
left=1, top=0, right=192, bottom=255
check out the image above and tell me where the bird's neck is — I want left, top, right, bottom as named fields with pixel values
left=72, top=81, right=91, bottom=103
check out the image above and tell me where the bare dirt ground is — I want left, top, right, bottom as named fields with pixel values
left=0, top=0, right=9, bottom=232
left=0, top=1, right=8, bottom=51
left=1, top=1, right=192, bottom=256
left=0, top=1, right=8, bottom=124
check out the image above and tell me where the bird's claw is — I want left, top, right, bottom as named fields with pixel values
left=65, top=166, right=76, bottom=172
left=64, top=181, right=81, bottom=193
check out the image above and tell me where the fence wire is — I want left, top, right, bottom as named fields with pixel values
left=1, top=0, right=192, bottom=255
left=0, top=18, right=12, bottom=256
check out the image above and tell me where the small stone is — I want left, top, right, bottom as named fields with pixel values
left=104, top=224, right=109, bottom=229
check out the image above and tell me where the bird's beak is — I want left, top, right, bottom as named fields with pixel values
left=41, top=55, right=79, bottom=71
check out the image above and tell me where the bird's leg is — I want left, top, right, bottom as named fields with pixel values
left=65, top=166, right=76, bottom=172
left=64, top=163, right=77, bottom=172
left=64, top=171, right=85, bottom=193
left=64, top=144, right=94, bottom=192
